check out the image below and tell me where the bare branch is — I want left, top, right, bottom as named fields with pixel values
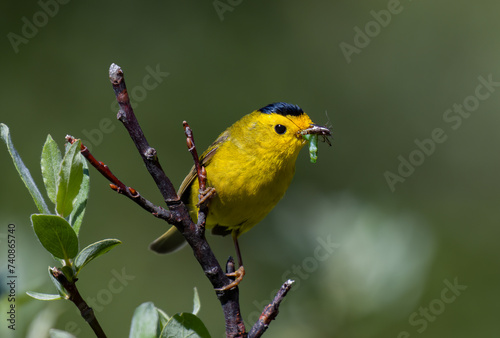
left=51, top=267, right=107, bottom=338
left=109, top=63, right=179, bottom=206
left=248, top=280, right=295, bottom=338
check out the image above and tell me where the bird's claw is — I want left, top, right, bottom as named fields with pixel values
left=197, top=187, right=216, bottom=208
left=215, top=266, right=245, bottom=291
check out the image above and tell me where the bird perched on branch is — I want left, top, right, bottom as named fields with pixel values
left=150, top=102, right=331, bottom=290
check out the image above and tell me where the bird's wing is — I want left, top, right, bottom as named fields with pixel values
left=178, top=130, right=229, bottom=202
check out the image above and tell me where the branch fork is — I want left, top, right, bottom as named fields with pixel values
left=67, top=63, right=293, bottom=337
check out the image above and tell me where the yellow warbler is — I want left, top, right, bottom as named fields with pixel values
left=150, top=102, right=331, bottom=289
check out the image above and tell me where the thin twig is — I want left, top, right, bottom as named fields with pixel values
left=50, top=267, right=106, bottom=338
left=183, top=121, right=203, bottom=190
left=183, top=121, right=215, bottom=228
left=248, top=280, right=295, bottom=338
left=109, top=63, right=179, bottom=206
left=65, top=136, right=172, bottom=223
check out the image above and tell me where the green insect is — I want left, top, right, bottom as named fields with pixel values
left=302, top=134, right=318, bottom=163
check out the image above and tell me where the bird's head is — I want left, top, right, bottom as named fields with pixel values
left=232, top=102, right=331, bottom=162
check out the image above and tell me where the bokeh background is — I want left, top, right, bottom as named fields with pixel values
left=1, top=1, right=498, bottom=337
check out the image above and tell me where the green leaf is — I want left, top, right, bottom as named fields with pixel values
left=31, top=215, right=79, bottom=260
left=49, top=329, right=77, bottom=338
left=48, top=266, right=68, bottom=298
left=75, top=239, right=121, bottom=274
left=192, top=287, right=200, bottom=315
left=0, top=123, right=50, bottom=214
left=68, top=159, right=89, bottom=235
left=56, top=140, right=83, bottom=217
left=41, top=135, right=62, bottom=205
left=157, top=308, right=171, bottom=331
left=129, top=302, right=160, bottom=338
left=161, top=313, right=211, bottom=338
left=26, top=291, right=62, bottom=301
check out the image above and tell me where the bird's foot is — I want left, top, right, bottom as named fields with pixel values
left=215, top=266, right=245, bottom=291
left=197, top=187, right=216, bottom=208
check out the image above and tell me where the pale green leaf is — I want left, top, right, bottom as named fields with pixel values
left=56, top=140, right=83, bottom=217
left=41, top=134, right=62, bottom=205
left=0, top=123, right=50, bottom=214
left=68, top=158, right=89, bottom=235
left=75, top=239, right=121, bottom=274
left=26, top=291, right=62, bottom=301
left=129, top=302, right=159, bottom=338
left=192, top=287, right=200, bottom=315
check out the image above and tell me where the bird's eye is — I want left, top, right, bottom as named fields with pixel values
left=274, top=124, right=287, bottom=134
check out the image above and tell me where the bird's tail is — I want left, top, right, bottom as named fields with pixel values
left=149, top=226, right=187, bottom=254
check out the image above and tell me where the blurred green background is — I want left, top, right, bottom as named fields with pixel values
left=1, top=1, right=498, bottom=337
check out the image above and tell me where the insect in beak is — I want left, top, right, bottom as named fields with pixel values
left=300, top=124, right=332, bottom=144
left=299, top=124, right=332, bottom=163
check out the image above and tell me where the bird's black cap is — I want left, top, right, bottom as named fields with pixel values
left=259, top=102, right=304, bottom=117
